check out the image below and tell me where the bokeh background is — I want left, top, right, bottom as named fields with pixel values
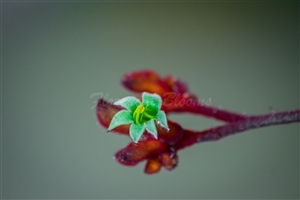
left=2, top=1, right=299, bottom=199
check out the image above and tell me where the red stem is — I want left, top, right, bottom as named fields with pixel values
left=185, top=104, right=248, bottom=122
left=177, top=109, right=300, bottom=150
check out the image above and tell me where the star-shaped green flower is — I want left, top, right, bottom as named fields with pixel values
left=107, top=92, right=169, bottom=143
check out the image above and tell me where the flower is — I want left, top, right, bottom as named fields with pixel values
left=107, top=92, right=169, bottom=143
left=96, top=69, right=300, bottom=175
left=96, top=97, right=183, bottom=174
left=96, top=70, right=208, bottom=174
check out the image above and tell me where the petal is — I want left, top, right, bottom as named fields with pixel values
left=107, top=110, right=133, bottom=132
left=159, top=152, right=178, bottom=171
left=114, top=96, right=141, bottom=112
left=129, top=123, right=146, bottom=143
left=142, top=92, right=162, bottom=114
left=121, top=70, right=172, bottom=95
left=114, top=139, right=168, bottom=166
left=156, top=110, right=169, bottom=130
left=145, top=120, right=158, bottom=139
left=96, top=98, right=130, bottom=134
left=144, top=157, right=162, bottom=174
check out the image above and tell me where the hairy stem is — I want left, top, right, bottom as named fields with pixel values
left=177, top=109, right=300, bottom=149
left=185, top=104, right=248, bottom=122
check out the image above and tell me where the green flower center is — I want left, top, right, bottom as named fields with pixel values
left=133, top=104, right=157, bottom=124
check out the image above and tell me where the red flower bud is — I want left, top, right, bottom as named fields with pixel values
left=114, top=139, right=167, bottom=166
left=144, top=157, right=162, bottom=174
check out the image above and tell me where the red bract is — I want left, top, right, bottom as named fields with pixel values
left=96, top=69, right=300, bottom=174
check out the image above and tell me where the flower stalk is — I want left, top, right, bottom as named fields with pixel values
left=96, top=69, right=300, bottom=174
left=176, top=109, right=300, bottom=150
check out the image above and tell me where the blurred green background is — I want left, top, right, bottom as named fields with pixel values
left=2, top=1, right=299, bottom=199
